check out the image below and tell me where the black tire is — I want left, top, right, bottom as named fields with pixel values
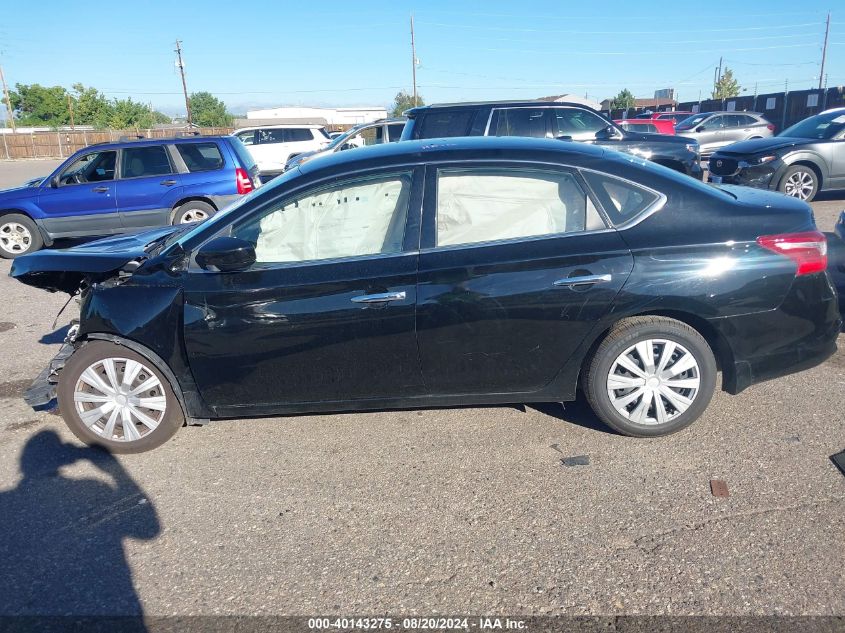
left=583, top=316, right=717, bottom=437
left=0, top=213, right=43, bottom=258
left=57, top=341, right=184, bottom=453
left=778, top=165, right=819, bottom=202
left=172, top=200, right=215, bottom=225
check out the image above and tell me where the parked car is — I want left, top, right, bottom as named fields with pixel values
left=11, top=137, right=839, bottom=452
left=635, top=111, right=695, bottom=125
left=231, top=124, right=330, bottom=177
left=675, top=112, right=774, bottom=158
left=614, top=119, right=675, bottom=135
left=283, top=118, right=406, bottom=172
left=707, top=108, right=845, bottom=202
left=0, top=136, right=259, bottom=258
left=401, top=101, right=702, bottom=178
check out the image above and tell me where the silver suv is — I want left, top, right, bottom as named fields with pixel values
left=675, top=112, right=774, bottom=159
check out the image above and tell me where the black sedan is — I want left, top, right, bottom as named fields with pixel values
left=708, top=108, right=845, bottom=201
left=10, top=137, right=840, bottom=453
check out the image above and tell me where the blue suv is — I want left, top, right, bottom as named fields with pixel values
left=0, top=135, right=259, bottom=258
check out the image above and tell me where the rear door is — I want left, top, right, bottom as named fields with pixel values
left=415, top=162, right=635, bottom=395
left=37, top=149, right=120, bottom=237
left=115, top=144, right=184, bottom=229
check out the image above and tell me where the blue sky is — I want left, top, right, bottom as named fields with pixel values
left=0, top=0, right=841, bottom=116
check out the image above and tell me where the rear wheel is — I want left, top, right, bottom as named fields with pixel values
left=0, top=213, right=43, bottom=258
left=172, top=200, right=215, bottom=225
left=583, top=317, right=717, bottom=437
left=779, top=165, right=818, bottom=202
left=58, top=341, right=184, bottom=453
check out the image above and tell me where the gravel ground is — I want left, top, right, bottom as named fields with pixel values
left=0, top=159, right=843, bottom=618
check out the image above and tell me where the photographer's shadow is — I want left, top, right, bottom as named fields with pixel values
left=0, top=430, right=158, bottom=624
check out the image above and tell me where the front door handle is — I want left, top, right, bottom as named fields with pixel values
left=91, top=186, right=109, bottom=193
left=554, top=274, right=612, bottom=288
left=351, top=291, right=406, bottom=304
left=160, top=179, right=177, bottom=186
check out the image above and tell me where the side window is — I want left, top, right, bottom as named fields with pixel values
left=59, top=150, right=117, bottom=185
left=236, top=131, right=255, bottom=146
left=388, top=124, right=404, bottom=141
left=231, top=172, right=412, bottom=264
left=552, top=108, right=609, bottom=140
left=740, top=114, right=757, bottom=126
left=704, top=115, right=724, bottom=129
left=581, top=171, right=660, bottom=226
left=436, top=168, right=590, bottom=247
left=494, top=108, right=548, bottom=138
left=285, top=128, right=314, bottom=142
left=258, top=129, right=285, bottom=144
left=416, top=110, right=474, bottom=138
left=121, top=145, right=173, bottom=178
left=176, top=142, right=225, bottom=172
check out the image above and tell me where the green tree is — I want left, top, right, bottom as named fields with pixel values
left=70, top=83, right=112, bottom=128
left=189, top=91, right=233, bottom=127
left=390, top=90, right=424, bottom=117
left=712, top=67, right=740, bottom=100
left=610, top=88, right=636, bottom=111
left=8, top=83, right=70, bottom=127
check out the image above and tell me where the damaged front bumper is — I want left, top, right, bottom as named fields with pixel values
left=24, top=324, right=78, bottom=410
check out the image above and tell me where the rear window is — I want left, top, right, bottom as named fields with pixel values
left=415, top=110, right=474, bottom=138
left=388, top=123, right=404, bottom=141
left=226, top=137, right=256, bottom=170
left=581, top=171, right=661, bottom=226
left=121, top=145, right=173, bottom=178
left=176, top=142, right=225, bottom=172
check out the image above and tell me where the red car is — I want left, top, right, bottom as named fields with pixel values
left=635, top=111, right=695, bottom=125
left=614, top=119, right=676, bottom=135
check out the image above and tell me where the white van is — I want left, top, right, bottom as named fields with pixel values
left=231, top=125, right=331, bottom=174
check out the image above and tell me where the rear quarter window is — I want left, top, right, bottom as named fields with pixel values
left=581, top=171, right=662, bottom=226
left=226, top=137, right=257, bottom=170
left=177, top=142, right=226, bottom=173
left=415, top=110, right=474, bottom=138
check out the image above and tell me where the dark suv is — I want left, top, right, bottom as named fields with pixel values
left=401, top=101, right=702, bottom=178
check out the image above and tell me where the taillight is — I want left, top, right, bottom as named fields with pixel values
left=236, top=167, right=253, bottom=195
left=757, top=231, right=827, bottom=275
left=766, top=124, right=775, bottom=131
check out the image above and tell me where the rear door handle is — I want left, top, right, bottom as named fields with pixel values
left=554, top=274, right=612, bottom=288
left=351, top=291, right=406, bottom=304
left=91, top=186, right=109, bottom=193
left=160, top=179, right=177, bottom=186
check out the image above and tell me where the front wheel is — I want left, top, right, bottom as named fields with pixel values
left=583, top=317, right=717, bottom=437
left=0, top=213, right=43, bottom=258
left=779, top=165, right=818, bottom=202
left=57, top=341, right=184, bottom=453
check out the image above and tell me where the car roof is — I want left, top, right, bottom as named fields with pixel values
left=232, top=124, right=326, bottom=132
left=299, top=136, right=607, bottom=176
left=83, top=136, right=230, bottom=151
left=406, top=100, right=596, bottom=114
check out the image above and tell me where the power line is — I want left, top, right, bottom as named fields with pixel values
left=416, top=20, right=823, bottom=35
left=448, top=42, right=818, bottom=56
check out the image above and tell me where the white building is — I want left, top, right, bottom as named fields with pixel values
left=246, top=106, right=388, bottom=126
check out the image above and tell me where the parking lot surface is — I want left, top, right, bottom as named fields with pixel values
left=0, top=160, right=843, bottom=617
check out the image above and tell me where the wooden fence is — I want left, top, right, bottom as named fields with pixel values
left=0, top=127, right=236, bottom=160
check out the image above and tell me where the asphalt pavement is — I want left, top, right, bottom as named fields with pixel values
left=0, top=159, right=843, bottom=618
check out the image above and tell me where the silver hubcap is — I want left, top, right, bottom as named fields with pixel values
left=179, top=208, right=208, bottom=224
left=784, top=171, right=815, bottom=200
left=0, top=222, right=33, bottom=254
left=606, top=339, right=701, bottom=426
left=73, top=357, right=166, bottom=442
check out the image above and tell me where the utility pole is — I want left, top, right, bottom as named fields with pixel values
left=67, top=94, right=75, bottom=130
left=174, top=40, right=192, bottom=126
left=0, top=65, right=15, bottom=132
left=410, top=14, right=418, bottom=107
left=819, top=11, right=831, bottom=90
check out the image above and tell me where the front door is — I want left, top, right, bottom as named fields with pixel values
left=115, top=144, right=184, bottom=229
left=183, top=167, right=424, bottom=413
left=37, top=149, right=120, bottom=238
left=415, top=163, right=635, bottom=395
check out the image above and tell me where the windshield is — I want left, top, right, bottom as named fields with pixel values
left=325, top=125, right=366, bottom=150
left=675, top=113, right=709, bottom=129
left=779, top=111, right=845, bottom=139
